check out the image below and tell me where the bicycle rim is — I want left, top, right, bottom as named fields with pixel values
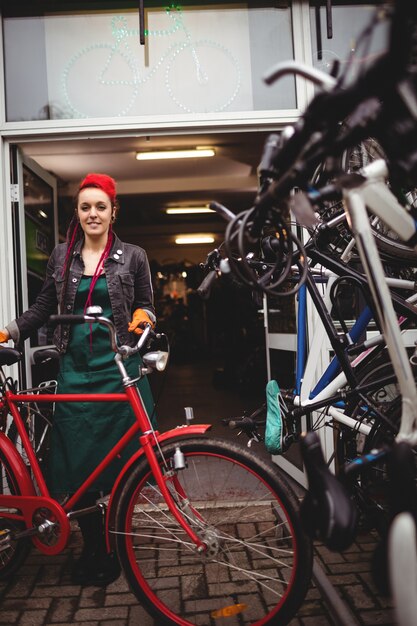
left=114, top=437, right=312, bottom=626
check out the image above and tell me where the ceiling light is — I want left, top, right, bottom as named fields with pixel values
left=175, top=234, right=215, bottom=245
left=136, top=148, right=215, bottom=160
left=166, top=206, right=214, bottom=215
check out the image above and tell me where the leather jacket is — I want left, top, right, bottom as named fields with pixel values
left=7, top=233, right=155, bottom=353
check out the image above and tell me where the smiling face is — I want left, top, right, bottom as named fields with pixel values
left=76, top=187, right=115, bottom=240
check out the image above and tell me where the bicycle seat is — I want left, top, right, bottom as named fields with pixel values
left=300, top=430, right=358, bottom=551
left=32, top=347, right=60, bottom=365
left=0, top=347, right=22, bottom=366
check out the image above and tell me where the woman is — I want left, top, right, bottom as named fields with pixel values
left=0, top=173, right=156, bottom=586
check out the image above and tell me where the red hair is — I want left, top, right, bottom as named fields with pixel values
left=79, top=173, right=117, bottom=204
left=60, top=174, right=116, bottom=347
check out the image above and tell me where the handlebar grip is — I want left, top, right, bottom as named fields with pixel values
left=49, top=314, right=86, bottom=326
left=209, top=201, right=237, bottom=223
left=257, top=133, right=281, bottom=180
left=197, top=270, right=217, bottom=300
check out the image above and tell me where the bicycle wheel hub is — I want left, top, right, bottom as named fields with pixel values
left=199, top=525, right=222, bottom=558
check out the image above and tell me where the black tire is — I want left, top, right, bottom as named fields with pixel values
left=114, top=436, right=312, bottom=626
left=312, top=136, right=417, bottom=263
left=342, top=139, right=417, bottom=263
left=337, top=354, right=413, bottom=534
left=6, top=407, right=51, bottom=481
left=0, top=450, right=31, bottom=579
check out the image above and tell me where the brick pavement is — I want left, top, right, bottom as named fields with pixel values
left=0, top=524, right=395, bottom=626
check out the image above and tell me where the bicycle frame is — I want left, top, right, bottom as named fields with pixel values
left=263, top=59, right=417, bottom=444
left=0, top=349, right=211, bottom=556
left=280, top=238, right=417, bottom=440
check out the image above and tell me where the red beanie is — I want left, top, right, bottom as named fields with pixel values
left=79, top=173, right=116, bottom=204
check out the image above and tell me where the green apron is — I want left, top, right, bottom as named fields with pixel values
left=47, top=275, right=155, bottom=495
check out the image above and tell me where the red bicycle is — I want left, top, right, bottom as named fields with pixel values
left=0, top=307, right=312, bottom=626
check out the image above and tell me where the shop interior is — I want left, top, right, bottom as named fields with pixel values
left=18, top=131, right=292, bottom=432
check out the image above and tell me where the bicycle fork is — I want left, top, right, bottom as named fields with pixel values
left=139, top=432, right=207, bottom=553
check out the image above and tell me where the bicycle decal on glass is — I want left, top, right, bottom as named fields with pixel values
left=61, top=5, right=242, bottom=118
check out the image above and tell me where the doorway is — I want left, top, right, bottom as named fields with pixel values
left=11, top=132, right=271, bottom=448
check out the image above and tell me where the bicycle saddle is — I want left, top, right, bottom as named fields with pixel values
left=0, top=347, right=21, bottom=366
left=32, top=347, right=60, bottom=365
left=300, top=430, right=358, bottom=551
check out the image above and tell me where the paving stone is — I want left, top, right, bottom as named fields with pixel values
left=104, top=593, right=139, bottom=606
left=74, top=607, right=129, bottom=621
left=0, top=611, right=20, bottom=624
left=315, top=545, right=349, bottom=564
left=301, top=616, right=333, bottom=625
left=127, top=604, right=156, bottom=625
left=327, top=561, right=372, bottom=574
left=32, top=585, right=80, bottom=598
left=0, top=519, right=396, bottom=626
left=78, top=587, right=106, bottom=608
left=326, top=573, right=359, bottom=585
left=359, top=609, right=396, bottom=624
left=18, top=610, right=49, bottom=625
left=1, top=598, right=51, bottom=611
left=48, top=596, right=78, bottom=622
left=343, top=584, right=378, bottom=610
left=44, top=623, right=98, bottom=626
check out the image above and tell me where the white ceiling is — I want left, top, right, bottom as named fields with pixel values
left=19, top=131, right=271, bottom=263
left=20, top=132, right=268, bottom=200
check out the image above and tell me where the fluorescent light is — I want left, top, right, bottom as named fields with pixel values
left=166, top=206, right=214, bottom=215
left=175, top=234, right=215, bottom=245
left=136, top=148, right=215, bottom=161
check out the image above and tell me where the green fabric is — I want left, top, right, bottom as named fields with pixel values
left=265, top=379, right=283, bottom=455
left=47, top=275, right=155, bottom=495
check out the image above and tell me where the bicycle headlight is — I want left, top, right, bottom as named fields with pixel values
left=142, top=350, right=169, bottom=372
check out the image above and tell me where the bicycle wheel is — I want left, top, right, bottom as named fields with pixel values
left=312, top=136, right=417, bottom=263
left=114, top=437, right=312, bottom=626
left=6, top=406, right=51, bottom=486
left=337, top=354, right=414, bottom=532
left=342, top=138, right=417, bottom=263
left=0, top=450, right=31, bottom=579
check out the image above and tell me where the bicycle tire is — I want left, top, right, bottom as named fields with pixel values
left=337, top=354, right=414, bottom=533
left=312, top=137, right=417, bottom=263
left=114, top=436, right=312, bottom=626
left=337, top=354, right=403, bottom=469
left=342, top=138, right=417, bottom=263
left=0, top=450, right=31, bottom=579
left=6, top=408, right=51, bottom=481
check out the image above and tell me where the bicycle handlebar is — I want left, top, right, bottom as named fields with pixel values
left=208, top=201, right=238, bottom=223
left=196, top=270, right=217, bottom=300
left=252, top=2, right=417, bottom=220
left=264, top=60, right=337, bottom=91
left=48, top=310, right=152, bottom=356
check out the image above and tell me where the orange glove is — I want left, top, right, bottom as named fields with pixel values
left=128, top=309, right=155, bottom=336
left=0, top=329, right=10, bottom=343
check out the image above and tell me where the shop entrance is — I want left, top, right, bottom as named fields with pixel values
left=8, top=133, right=272, bottom=458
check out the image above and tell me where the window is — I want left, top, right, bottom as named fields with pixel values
left=3, top=2, right=295, bottom=122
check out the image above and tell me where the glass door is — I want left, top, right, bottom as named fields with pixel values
left=10, top=146, right=58, bottom=388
